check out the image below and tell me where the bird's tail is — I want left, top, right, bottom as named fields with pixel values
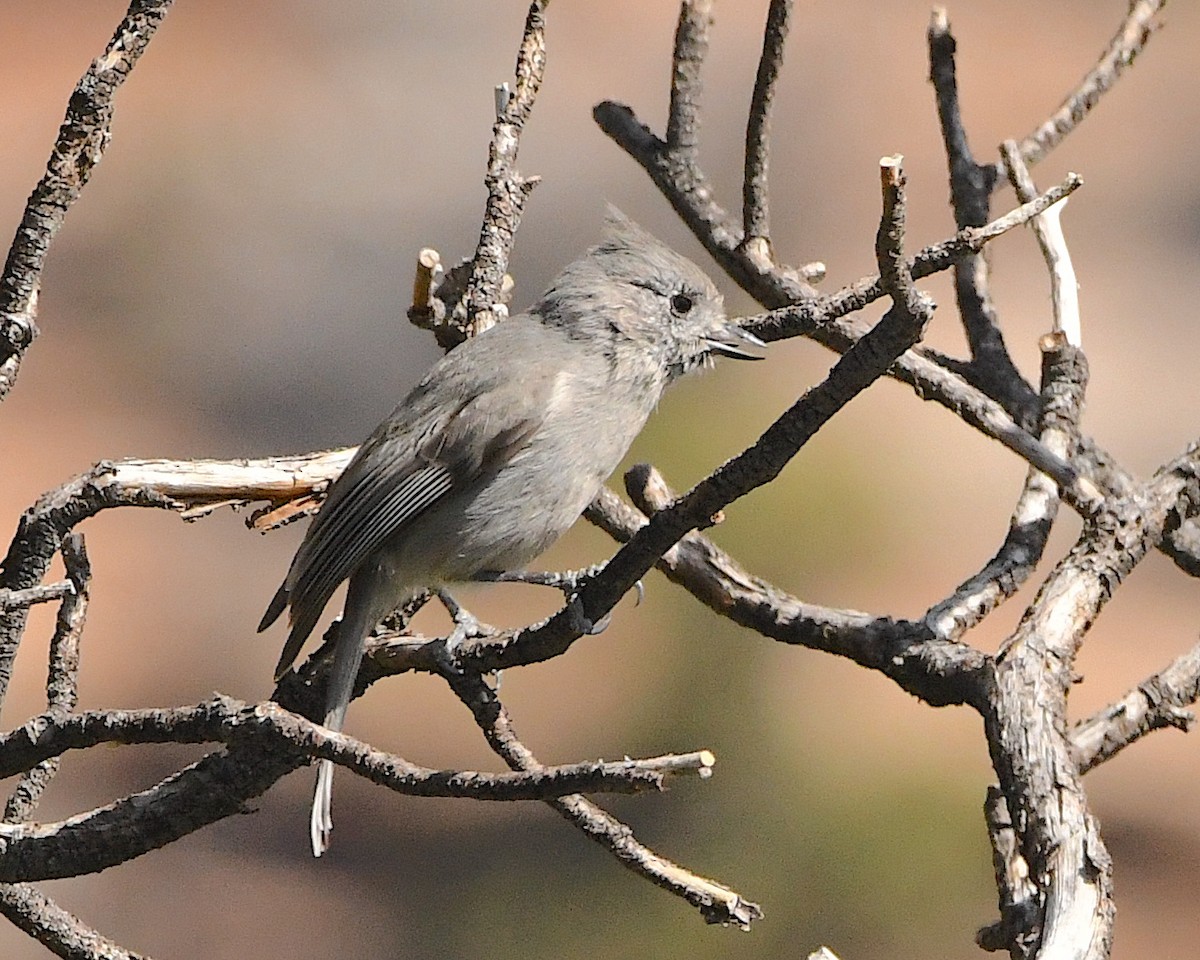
left=310, top=585, right=378, bottom=857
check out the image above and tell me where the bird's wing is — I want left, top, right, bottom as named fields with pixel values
left=263, top=354, right=557, bottom=677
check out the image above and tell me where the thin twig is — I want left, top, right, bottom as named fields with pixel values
left=0, top=0, right=175, bottom=403
left=1001, top=141, right=1081, bottom=347
left=666, top=0, right=714, bottom=152
left=1071, top=639, right=1200, bottom=774
left=741, top=0, right=792, bottom=263
left=991, top=0, right=1166, bottom=177
left=4, top=535, right=90, bottom=822
left=0, top=883, right=153, bottom=960
left=452, top=0, right=551, bottom=344
left=442, top=669, right=763, bottom=927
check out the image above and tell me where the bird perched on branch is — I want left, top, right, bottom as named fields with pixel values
left=259, top=209, right=766, bottom=856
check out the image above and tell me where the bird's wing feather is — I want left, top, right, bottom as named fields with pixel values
left=265, top=340, right=561, bottom=676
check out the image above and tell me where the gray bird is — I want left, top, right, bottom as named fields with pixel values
left=259, top=209, right=766, bottom=856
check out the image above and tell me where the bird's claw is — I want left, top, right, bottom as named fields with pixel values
left=566, top=593, right=612, bottom=636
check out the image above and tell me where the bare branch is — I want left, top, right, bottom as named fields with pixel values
left=0, top=693, right=717, bottom=884
left=927, top=8, right=995, bottom=229
left=927, top=7, right=1027, bottom=398
left=454, top=0, right=550, bottom=343
left=0, top=0, right=175, bottom=403
left=1001, top=141, right=1082, bottom=348
left=1072, top=639, right=1200, bottom=774
left=983, top=444, right=1200, bottom=954
left=992, top=0, right=1166, bottom=176
left=666, top=0, right=713, bottom=152
left=442, top=669, right=762, bottom=928
left=0, top=697, right=709, bottom=807
left=742, top=0, right=792, bottom=261
left=0, top=883, right=153, bottom=960
left=4, top=535, right=90, bottom=822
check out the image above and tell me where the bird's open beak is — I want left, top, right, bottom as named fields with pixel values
left=705, top=320, right=768, bottom=360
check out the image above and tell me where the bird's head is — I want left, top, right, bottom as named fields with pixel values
left=537, top=207, right=766, bottom=383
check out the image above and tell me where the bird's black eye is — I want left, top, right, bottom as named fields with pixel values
left=670, top=293, right=694, bottom=316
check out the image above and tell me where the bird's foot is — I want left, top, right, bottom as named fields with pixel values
left=435, top=589, right=503, bottom=687
left=436, top=589, right=500, bottom=650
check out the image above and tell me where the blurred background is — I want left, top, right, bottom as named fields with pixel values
left=2, top=1, right=1199, bottom=957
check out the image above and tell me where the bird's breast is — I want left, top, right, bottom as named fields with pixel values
left=439, top=367, right=655, bottom=577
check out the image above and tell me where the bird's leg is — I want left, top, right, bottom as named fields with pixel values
left=436, top=588, right=504, bottom=689
left=435, top=589, right=499, bottom=649
left=473, top=565, right=645, bottom=635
